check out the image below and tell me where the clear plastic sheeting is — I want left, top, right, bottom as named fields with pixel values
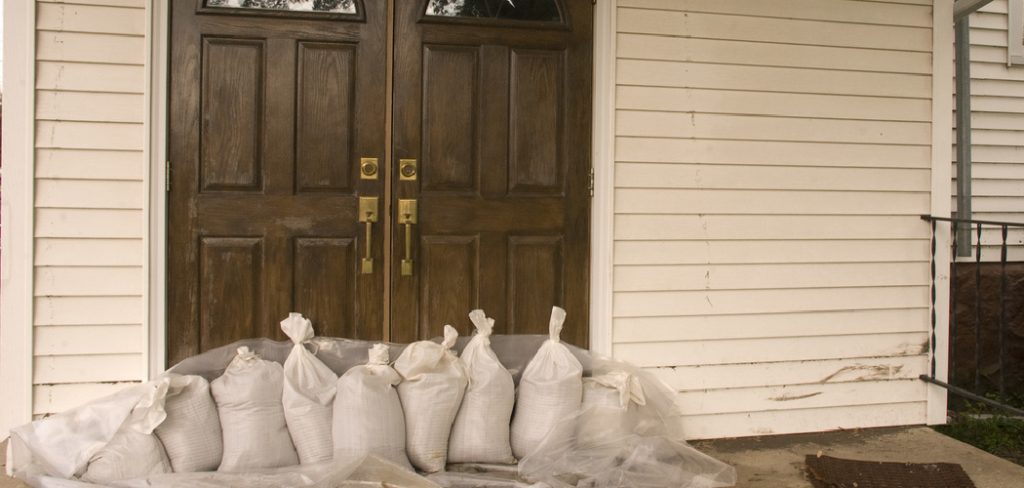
left=8, top=334, right=736, bottom=488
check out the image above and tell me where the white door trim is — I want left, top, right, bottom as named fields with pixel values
left=146, top=2, right=616, bottom=370
left=927, top=0, right=954, bottom=425
left=589, top=0, right=616, bottom=357
left=147, top=0, right=170, bottom=379
left=0, top=0, right=37, bottom=436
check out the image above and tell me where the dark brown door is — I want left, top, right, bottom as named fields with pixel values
left=168, top=0, right=388, bottom=364
left=168, top=0, right=591, bottom=363
left=390, top=0, right=592, bottom=345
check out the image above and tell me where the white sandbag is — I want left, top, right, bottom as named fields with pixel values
left=281, top=313, right=337, bottom=464
left=395, top=325, right=468, bottom=473
left=211, top=346, right=298, bottom=472
left=333, top=344, right=413, bottom=470
left=576, top=370, right=646, bottom=449
left=153, top=374, right=223, bottom=473
left=447, top=310, right=516, bottom=464
left=510, top=306, right=583, bottom=459
left=80, top=423, right=171, bottom=483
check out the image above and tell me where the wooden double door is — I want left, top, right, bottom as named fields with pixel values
left=168, top=0, right=592, bottom=365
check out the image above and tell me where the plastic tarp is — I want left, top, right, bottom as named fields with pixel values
left=7, top=335, right=737, bottom=488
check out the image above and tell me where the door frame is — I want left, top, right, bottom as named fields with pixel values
left=145, top=0, right=615, bottom=377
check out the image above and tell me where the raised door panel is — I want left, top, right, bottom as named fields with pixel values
left=509, top=49, right=564, bottom=194
left=418, top=235, right=480, bottom=338
left=422, top=45, right=478, bottom=193
left=507, top=235, right=564, bottom=335
left=199, top=237, right=263, bottom=351
left=294, top=237, right=357, bottom=337
left=296, top=42, right=357, bottom=193
left=200, top=38, right=265, bottom=192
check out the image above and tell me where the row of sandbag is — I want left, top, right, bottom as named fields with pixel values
left=80, top=307, right=597, bottom=483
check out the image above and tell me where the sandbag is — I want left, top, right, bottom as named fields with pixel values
left=577, top=370, right=647, bottom=449
left=447, top=310, right=516, bottom=464
left=510, top=306, right=582, bottom=459
left=281, top=313, right=337, bottom=464
left=395, top=325, right=468, bottom=473
left=333, top=343, right=413, bottom=470
left=80, top=422, right=171, bottom=483
left=153, top=374, right=223, bottom=472
left=212, top=346, right=298, bottom=472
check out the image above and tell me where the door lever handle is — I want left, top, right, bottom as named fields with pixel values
left=358, top=197, right=378, bottom=274
left=398, top=199, right=417, bottom=276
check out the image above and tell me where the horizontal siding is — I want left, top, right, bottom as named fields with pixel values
left=612, top=0, right=933, bottom=438
left=32, top=0, right=147, bottom=416
left=681, top=402, right=927, bottom=440
left=955, top=1, right=1024, bottom=262
left=651, top=355, right=928, bottom=391
left=33, top=383, right=136, bottom=416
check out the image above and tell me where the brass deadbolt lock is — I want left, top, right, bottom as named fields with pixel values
left=399, top=159, right=418, bottom=180
left=360, top=158, right=379, bottom=179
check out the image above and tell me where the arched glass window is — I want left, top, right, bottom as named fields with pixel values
left=205, top=0, right=357, bottom=14
left=425, top=0, right=561, bottom=22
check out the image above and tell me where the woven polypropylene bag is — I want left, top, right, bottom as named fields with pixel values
left=212, top=346, right=299, bottom=472
left=510, top=306, right=582, bottom=459
left=281, top=313, right=337, bottom=464
left=153, top=375, right=223, bottom=472
left=333, top=344, right=413, bottom=470
left=81, top=423, right=171, bottom=483
left=448, top=310, right=516, bottom=464
left=577, top=370, right=646, bottom=449
left=395, top=325, right=468, bottom=473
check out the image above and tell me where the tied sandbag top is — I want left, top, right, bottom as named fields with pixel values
left=368, top=343, right=390, bottom=365
left=281, top=312, right=315, bottom=345
left=586, top=370, right=647, bottom=408
left=281, top=313, right=337, bottom=406
left=359, top=343, right=401, bottom=386
left=394, top=325, right=462, bottom=380
left=468, top=310, right=495, bottom=341
left=547, top=306, right=567, bottom=343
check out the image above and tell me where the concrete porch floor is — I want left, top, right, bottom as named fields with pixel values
left=3, top=426, right=1022, bottom=487
left=695, top=426, right=1024, bottom=487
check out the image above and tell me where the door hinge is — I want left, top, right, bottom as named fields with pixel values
left=588, top=167, right=595, bottom=197
left=165, top=160, right=171, bottom=192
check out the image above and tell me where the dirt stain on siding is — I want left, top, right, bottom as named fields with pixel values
left=768, top=391, right=822, bottom=402
left=819, top=364, right=904, bottom=384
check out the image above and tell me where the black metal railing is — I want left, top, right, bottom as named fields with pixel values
left=921, top=215, right=1024, bottom=417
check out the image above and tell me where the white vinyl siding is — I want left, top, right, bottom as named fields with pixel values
left=613, top=0, right=934, bottom=439
left=956, top=0, right=1024, bottom=261
left=32, top=0, right=147, bottom=417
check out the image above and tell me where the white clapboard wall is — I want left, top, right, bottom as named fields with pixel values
left=612, top=0, right=934, bottom=439
left=32, top=0, right=147, bottom=417
left=955, top=0, right=1024, bottom=261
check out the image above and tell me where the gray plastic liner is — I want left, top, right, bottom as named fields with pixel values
left=7, top=335, right=736, bottom=488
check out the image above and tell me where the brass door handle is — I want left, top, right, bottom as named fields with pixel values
left=358, top=197, right=378, bottom=274
left=398, top=199, right=417, bottom=276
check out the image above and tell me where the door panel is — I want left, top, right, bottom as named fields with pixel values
left=421, top=46, right=478, bottom=193
left=198, top=237, right=263, bottom=347
left=295, top=42, right=358, bottom=192
left=293, top=237, right=357, bottom=336
left=200, top=38, right=264, bottom=191
left=507, top=235, right=564, bottom=335
left=418, top=235, right=480, bottom=339
left=168, top=1, right=387, bottom=365
left=390, top=0, right=592, bottom=346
